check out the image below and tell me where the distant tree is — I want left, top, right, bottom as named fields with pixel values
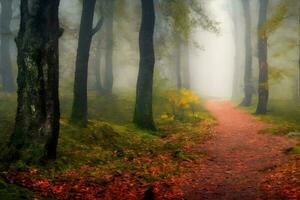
left=103, top=0, right=115, bottom=95
left=231, top=1, right=243, bottom=99
left=71, top=0, right=104, bottom=126
left=92, top=35, right=104, bottom=93
left=240, top=0, right=254, bottom=106
left=133, top=0, right=156, bottom=130
left=298, top=1, right=300, bottom=104
left=0, top=0, right=15, bottom=92
left=5, top=0, right=62, bottom=162
left=256, top=0, right=269, bottom=114
left=160, top=0, right=219, bottom=89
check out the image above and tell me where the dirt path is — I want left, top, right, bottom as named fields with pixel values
left=183, top=101, right=298, bottom=200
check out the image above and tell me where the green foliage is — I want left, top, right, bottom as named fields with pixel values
left=160, top=0, right=219, bottom=41
left=269, top=66, right=290, bottom=83
left=259, top=0, right=288, bottom=37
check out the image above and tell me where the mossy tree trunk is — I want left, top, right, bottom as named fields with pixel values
left=103, top=0, right=115, bottom=95
left=0, top=0, right=15, bottom=92
left=133, top=0, right=156, bottom=130
left=8, top=0, right=62, bottom=162
left=256, top=0, right=269, bottom=114
left=71, top=0, right=104, bottom=126
left=240, top=0, right=253, bottom=106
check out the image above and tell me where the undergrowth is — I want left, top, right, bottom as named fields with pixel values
left=0, top=91, right=215, bottom=197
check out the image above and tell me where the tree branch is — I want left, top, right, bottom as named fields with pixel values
left=91, top=15, right=104, bottom=36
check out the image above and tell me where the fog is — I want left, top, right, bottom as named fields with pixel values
left=0, top=1, right=300, bottom=198
left=1, top=0, right=299, bottom=104
left=190, top=0, right=235, bottom=99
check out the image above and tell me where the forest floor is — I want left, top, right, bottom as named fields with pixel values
left=0, top=94, right=299, bottom=199
left=181, top=101, right=300, bottom=199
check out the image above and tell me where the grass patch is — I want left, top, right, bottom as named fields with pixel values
left=0, top=91, right=215, bottom=196
left=240, top=99, right=300, bottom=135
left=0, top=178, right=36, bottom=200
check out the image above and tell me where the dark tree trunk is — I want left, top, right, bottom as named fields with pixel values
left=240, top=0, right=253, bottom=106
left=133, top=0, right=156, bottom=130
left=0, top=0, right=15, bottom=92
left=256, top=0, right=269, bottom=114
left=103, top=0, right=115, bottom=95
left=6, top=0, right=61, bottom=162
left=71, top=0, right=104, bottom=125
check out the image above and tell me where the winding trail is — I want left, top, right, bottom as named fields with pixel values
left=183, top=101, right=298, bottom=200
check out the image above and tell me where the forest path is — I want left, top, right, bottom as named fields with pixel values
left=183, top=101, right=297, bottom=200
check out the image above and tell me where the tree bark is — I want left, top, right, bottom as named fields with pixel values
left=103, top=0, right=115, bottom=95
left=71, top=0, right=104, bottom=125
left=240, top=0, right=253, bottom=106
left=256, top=0, right=269, bottom=114
left=0, top=0, right=15, bottom=92
left=133, top=0, right=156, bottom=130
left=7, top=0, right=61, bottom=162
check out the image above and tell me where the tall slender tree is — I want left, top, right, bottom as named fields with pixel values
left=231, top=1, right=243, bottom=99
left=0, top=0, right=15, bottom=92
left=103, top=0, right=115, bottom=95
left=93, top=35, right=104, bottom=93
left=175, top=34, right=182, bottom=89
left=71, top=0, right=104, bottom=126
left=133, top=0, right=156, bottom=130
left=256, top=0, right=269, bottom=114
left=240, top=0, right=254, bottom=106
left=297, top=0, right=300, bottom=104
left=5, top=0, right=62, bottom=162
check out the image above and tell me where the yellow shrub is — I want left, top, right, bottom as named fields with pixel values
left=165, top=89, right=201, bottom=120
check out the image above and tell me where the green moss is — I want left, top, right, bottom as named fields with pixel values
left=0, top=179, right=35, bottom=200
left=241, top=99, right=300, bottom=136
left=0, top=91, right=214, bottom=191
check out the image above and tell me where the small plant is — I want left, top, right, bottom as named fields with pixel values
left=165, top=89, right=201, bottom=121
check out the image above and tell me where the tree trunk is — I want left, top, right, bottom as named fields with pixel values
left=175, top=36, right=182, bottom=89
left=256, top=0, right=269, bottom=114
left=240, top=0, right=253, bottom=106
left=94, top=37, right=103, bottom=93
left=103, top=0, right=115, bottom=95
left=133, top=0, right=156, bottom=130
left=0, top=0, right=15, bottom=92
left=231, top=1, right=242, bottom=99
left=6, top=0, right=61, bottom=162
left=71, top=0, right=97, bottom=125
left=297, top=0, right=300, bottom=104
left=182, top=40, right=191, bottom=89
